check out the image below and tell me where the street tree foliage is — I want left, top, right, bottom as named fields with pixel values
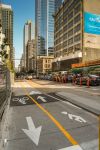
left=0, top=38, right=9, bottom=61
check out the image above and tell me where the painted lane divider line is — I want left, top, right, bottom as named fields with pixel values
left=45, top=94, right=81, bottom=110
left=22, top=117, right=42, bottom=146
left=58, top=145, right=83, bottom=150
left=37, top=96, right=47, bottom=102
left=26, top=94, right=78, bottom=145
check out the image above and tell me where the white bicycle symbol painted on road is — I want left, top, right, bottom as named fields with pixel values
left=12, top=97, right=29, bottom=105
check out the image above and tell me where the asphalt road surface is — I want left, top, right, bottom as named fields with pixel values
left=3, top=80, right=99, bottom=150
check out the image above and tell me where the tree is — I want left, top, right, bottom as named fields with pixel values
left=0, top=24, right=9, bottom=62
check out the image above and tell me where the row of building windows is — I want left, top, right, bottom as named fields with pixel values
left=55, top=23, right=81, bottom=42
left=55, top=32, right=81, bottom=46
left=55, top=13, right=81, bottom=34
left=63, top=0, right=81, bottom=16
left=54, top=43, right=81, bottom=57
left=55, top=35, right=81, bottom=51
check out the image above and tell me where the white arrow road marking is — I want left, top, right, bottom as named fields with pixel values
left=68, top=114, right=87, bottom=123
left=58, top=145, right=83, bottom=150
left=22, top=117, right=42, bottom=146
left=29, top=91, right=42, bottom=95
left=37, top=96, right=47, bottom=102
left=61, top=112, right=68, bottom=115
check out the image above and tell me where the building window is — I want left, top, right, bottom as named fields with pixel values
left=68, top=20, right=73, bottom=29
left=63, top=41, right=67, bottom=47
left=74, top=14, right=81, bottom=24
left=74, top=3, right=81, bottom=14
left=68, top=38, right=73, bottom=45
left=74, top=24, right=81, bottom=33
left=68, top=29, right=73, bottom=37
left=74, top=44, right=81, bottom=51
left=68, top=11, right=73, bottom=20
left=63, top=33, right=68, bottom=40
left=74, top=34, right=81, bottom=42
left=68, top=46, right=73, bottom=53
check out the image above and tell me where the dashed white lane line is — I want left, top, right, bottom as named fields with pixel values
left=45, top=94, right=82, bottom=110
left=63, top=101, right=82, bottom=110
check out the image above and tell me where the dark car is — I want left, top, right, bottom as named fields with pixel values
left=88, top=74, right=100, bottom=86
left=76, top=74, right=100, bottom=86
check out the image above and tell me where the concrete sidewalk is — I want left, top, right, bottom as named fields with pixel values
left=56, top=92, right=100, bottom=116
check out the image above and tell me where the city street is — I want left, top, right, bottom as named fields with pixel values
left=0, top=0, right=100, bottom=150
left=2, top=79, right=99, bottom=150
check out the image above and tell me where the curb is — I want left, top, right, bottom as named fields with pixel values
left=56, top=93, right=100, bottom=117
left=0, top=90, right=12, bottom=150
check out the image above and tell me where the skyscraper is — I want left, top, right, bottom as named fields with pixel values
left=55, top=0, right=63, bottom=12
left=35, top=0, right=62, bottom=57
left=23, top=20, right=34, bottom=69
left=0, top=3, right=13, bottom=66
left=53, top=0, right=100, bottom=71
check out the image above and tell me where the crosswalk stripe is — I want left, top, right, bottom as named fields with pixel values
left=23, top=83, right=31, bottom=88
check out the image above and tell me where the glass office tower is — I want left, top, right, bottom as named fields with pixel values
left=35, top=0, right=62, bottom=56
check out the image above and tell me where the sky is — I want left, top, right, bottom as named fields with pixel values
left=3, top=0, right=35, bottom=67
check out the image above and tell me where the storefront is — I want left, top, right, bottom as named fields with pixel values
left=72, top=59, right=100, bottom=75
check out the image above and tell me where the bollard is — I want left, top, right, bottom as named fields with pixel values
left=80, top=77, right=82, bottom=87
left=72, top=79, right=76, bottom=85
left=87, top=78, right=90, bottom=88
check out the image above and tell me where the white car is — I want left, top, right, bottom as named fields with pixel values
left=27, top=75, right=33, bottom=80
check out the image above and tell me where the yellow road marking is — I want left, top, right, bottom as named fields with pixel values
left=21, top=81, right=78, bottom=145
left=27, top=80, right=100, bottom=148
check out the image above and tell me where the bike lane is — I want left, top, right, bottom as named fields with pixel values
left=4, top=81, right=98, bottom=150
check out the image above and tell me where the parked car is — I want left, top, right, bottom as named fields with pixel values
left=76, top=74, right=100, bottom=86
left=88, top=74, right=100, bottom=86
left=26, top=75, right=33, bottom=80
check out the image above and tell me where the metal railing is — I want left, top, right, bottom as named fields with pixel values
left=0, top=64, right=11, bottom=119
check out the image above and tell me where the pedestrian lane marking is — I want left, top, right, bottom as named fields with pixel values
left=61, top=112, right=87, bottom=123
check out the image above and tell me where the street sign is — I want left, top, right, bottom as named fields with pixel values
left=22, top=117, right=42, bottom=146
left=58, top=145, right=83, bottom=150
left=61, top=112, right=87, bottom=123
